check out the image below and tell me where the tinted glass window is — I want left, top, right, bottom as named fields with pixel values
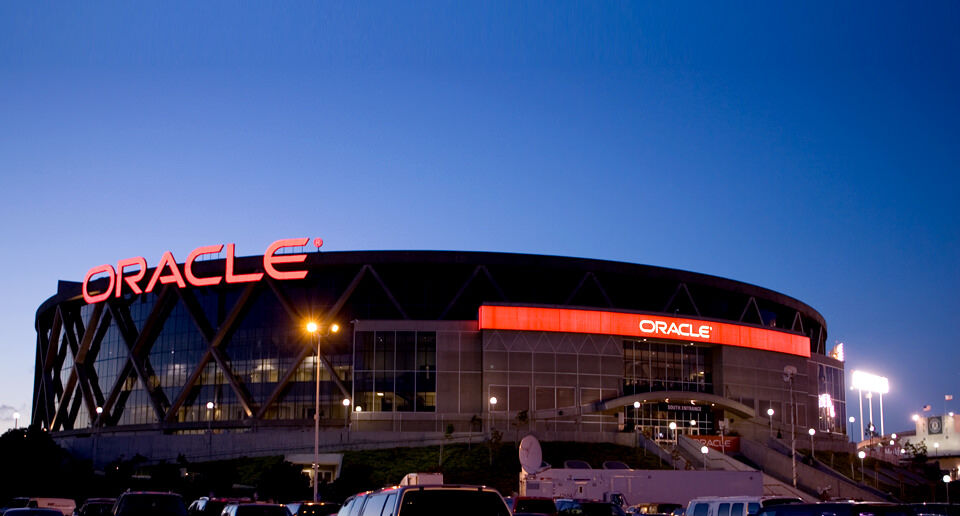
left=338, top=499, right=355, bottom=516
left=718, top=504, right=730, bottom=516
left=360, top=496, right=388, bottom=516
left=348, top=498, right=366, bottom=516
left=732, top=504, right=744, bottom=516
left=117, top=495, right=188, bottom=516
left=398, top=490, right=509, bottom=516
left=236, top=507, right=290, bottom=516
left=693, top=504, right=709, bottom=516
left=516, top=500, right=557, bottom=514
left=747, top=505, right=761, bottom=516
left=380, top=495, right=396, bottom=516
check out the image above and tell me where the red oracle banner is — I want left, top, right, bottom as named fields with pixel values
left=691, top=435, right=741, bottom=453
left=477, top=305, right=810, bottom=357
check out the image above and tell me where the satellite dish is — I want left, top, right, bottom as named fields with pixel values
left=519, top=434, right=544, bottom=475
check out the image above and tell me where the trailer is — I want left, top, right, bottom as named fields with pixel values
left=520, top=468, right=763, bottom=506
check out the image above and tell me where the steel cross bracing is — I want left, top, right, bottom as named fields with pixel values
left=33, top=261, right=826, bottom=431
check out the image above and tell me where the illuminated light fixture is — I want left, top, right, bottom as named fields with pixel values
left=376, top=392, right=384, bottom=397
left=891, top=433, right=897, bottom=439
left=633, top=401, right=641, bottom=409
left=913, top=414, right=920, bottom=422
left=206, top=401, right=215, bottom=410
left=829, top=342, right=845, bottom=362
left=668, top=422, right=677, bottom=430
left=306, top=321, right=319, bottom=333
left=858, top=451, right=866, bottom=459
left=342, top=398, right=351, bottom=407
left=330, top=323, right=340, bottom=333
left=851, top=370, right=889, bottom=394
left=690, top=419, right=697, bottom=426
left=355, top=406, right=362, bottom=412
left=767, top=408, right=775, bottom=417
left=851, top=370, right=890, bottom=439
left=818, top=394, right=837, bottom=418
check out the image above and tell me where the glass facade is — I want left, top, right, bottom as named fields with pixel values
left=623, top=339, right=712, bottom=395
left=353, top=331, right=437, bottom=414
left=817, top=363, right=847, bottom=433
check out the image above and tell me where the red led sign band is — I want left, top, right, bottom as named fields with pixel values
left=478, top=305, right=810, bottom=357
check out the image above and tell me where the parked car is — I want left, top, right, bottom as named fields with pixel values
left=12, top=499, right=75, bottom=516
left=3, top=510, right=65, bottom=516
left=114, top=492, right=188, bottom=516
left=76, top=499, right=115, bottom=516
left=189, top=498, right=242, bottom=516
left=220, top=504, right=290, bottom=516
left=556, top=499, right=626, bottom=516
left=509, top=497, right=557, bottom=516
left=755, top=503, right=910, bottom=516
left=285, top=503, right=340, bottom=516
left=341, top=485, right=510, bottom=516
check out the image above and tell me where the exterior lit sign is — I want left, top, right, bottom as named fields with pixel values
left=82, top=237, right=322, bottom=304
left=478, top=305, right=810, bottom=357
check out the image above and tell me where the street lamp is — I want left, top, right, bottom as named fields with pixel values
left=858, top=450, right=866, bottom=482
left=809, top=428, right=816, bottom=456
left=306, top=320, right=340, bottom=502
left=934, top=442, right=940, bottom=457
left=489, top=396, right=498, bottom=434
left=912, top=414, right=920, bottom=422
left=700, top=445, right=709, bottom=470
left=944, top=475, right=952, bottom=504
left=848, top=416, right=856, bottom=441
left=93, top=407, right=103, bottom=466
left=767, top=408, right=775, bottom=438
left=12, top=412, right=19, bottom=429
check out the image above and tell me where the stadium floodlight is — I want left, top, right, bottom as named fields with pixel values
left=851, top=370, right=889, bottom=394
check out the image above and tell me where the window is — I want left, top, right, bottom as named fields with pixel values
left=354, top=331, right=437, bottom=413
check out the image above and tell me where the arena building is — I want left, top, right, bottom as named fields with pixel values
left=32, top=238, right=847, bottom=472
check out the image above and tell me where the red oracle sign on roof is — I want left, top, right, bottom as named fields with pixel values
left=81, top=237, right=324, bottom=304
left=478, top=305, right=810, bottom=357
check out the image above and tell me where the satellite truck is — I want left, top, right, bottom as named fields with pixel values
left=517, top=435, right=762, bottom=507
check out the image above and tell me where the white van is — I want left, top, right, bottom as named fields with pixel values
left=685, top=497, right=802, bottom=516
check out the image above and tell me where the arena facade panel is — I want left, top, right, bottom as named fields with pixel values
left=32, top=239, right=846, bottom=464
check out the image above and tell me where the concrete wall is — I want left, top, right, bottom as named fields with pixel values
left=739, top=437, right=888, bottom=502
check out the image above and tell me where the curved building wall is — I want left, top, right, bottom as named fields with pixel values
left=32, top=249, right=841, bottom=459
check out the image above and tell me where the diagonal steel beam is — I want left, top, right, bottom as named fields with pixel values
left=364, top=265, right=409, bottom=319
left=173, top=285, right=258, bottom=419
left=255, top=268, right=367, bottom=419
left=104, top=289, right=175, bottom=423
left=439, top=266, right=482, bottom=320
left=164, top=283, right=259, bottom=422
left=73, top=303, right=105, bottom=423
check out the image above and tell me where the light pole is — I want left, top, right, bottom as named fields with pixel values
left=783, top=366, right=797, bottom=488
left=934, top=442, right=940, bottom=457
left=700, top=445, right=709, bottom=471
left=767, top=408, right=774, bottom=438
left=943, top=475, right=951, bottom=505
left=848, top=416, right=856, bottom=441
left=206, top=401, right=215, bottom=459
left=489, top=396, right=498, bottom=434
left=858, top=450, right=866, bottom=482
left=306, top=320, right=340, bottom=502
left=808, top=428, right=816, bottom=457
left=718, top=419, right=727, bottom=455
left=93, top=406, right=103, bottom=466
left=13, top=412, right=20, bottom=429
left=668, top=422, right=678, bottom=470
left=633, top=401, right=641, bottom=449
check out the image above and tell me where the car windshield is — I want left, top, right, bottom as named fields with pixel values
left=119, top=495, right=188, bottom=516
left=399, top=490, right=509, bottom=516
left=300, top=506, right=341, bottom=516
left=515, top=500, right=556, bottom=514
left=236, top=506, right=290, bottom=516
left=201, top=502, right=228, bottom=516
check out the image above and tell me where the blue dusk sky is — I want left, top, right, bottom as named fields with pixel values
left=0, top=2, right=957, bottom=435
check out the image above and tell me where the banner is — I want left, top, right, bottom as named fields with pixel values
left=691, top=435, right=740, bottom=453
